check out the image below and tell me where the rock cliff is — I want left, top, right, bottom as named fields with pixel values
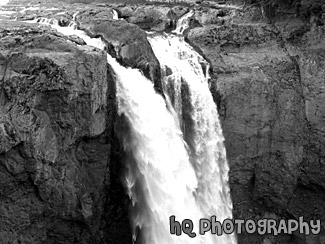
left=0, top=20, right=132, bottom=244
left=185, top=1, right=325, bottom=243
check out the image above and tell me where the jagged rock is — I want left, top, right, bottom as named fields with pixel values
left=117, top=5, right=174, bottom=31
left=66, top=34, right=87, bottom=45
left=75, top=8, right=116, bottom=23
left=193, top=7, right=232, bottom=25
left=171, top=5, right=190, bottom=18
left=77, top=14, right=163, bottom=93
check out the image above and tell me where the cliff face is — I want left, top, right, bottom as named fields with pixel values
left=115, top=4, right=325, bottom=244
left=0, top=20, right=133, bottom=243
left=76, top=9, right=163, bottom=93
left=185, top=1, right=325, bottom=243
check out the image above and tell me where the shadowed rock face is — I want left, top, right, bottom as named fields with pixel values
left=186, top=1, right=325, bottom=243
left=75, top=9, right=163, bottom=94
left=86, top=22, right=162, bottom=94
left=0, top=23, right=132, bottom=244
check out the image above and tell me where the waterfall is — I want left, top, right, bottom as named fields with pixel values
left=29, top=15, right=236, bottom=244
left=112, top=9, right=119, bottom=20
left=148, top=33, right=236, bottom=244
left=172, top=10, right=194, bottom=35
left=113, top=54, right=203, bottom=244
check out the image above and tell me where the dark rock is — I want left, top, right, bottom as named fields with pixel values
left=66, top=34, right=87, bottom=45
left=117, top=5, right=174, bottom=31
left=171, top=5, right=190, bottom=19
left=0, top=25, right=131, bottom=244
left=186, top=3, right=325, bottom=243
left=75, top=8, right=116, bottom=23
left=78, top=17, right=163, bottom=94
left=193, top=7, right=233, bottom=25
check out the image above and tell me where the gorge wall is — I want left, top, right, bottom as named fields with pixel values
left=0, top=19, right=133, bottom=244
left=185, top=1, right=325, bottom=243
left=1, top=0, right=325, bottom=244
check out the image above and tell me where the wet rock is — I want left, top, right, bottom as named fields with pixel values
left=67, top=34, right=86, bottom=45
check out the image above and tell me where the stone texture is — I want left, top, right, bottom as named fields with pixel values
left=76, top=9, right=163, bottom=93
left=117, top=5, right=175, bottom=31
left=0, top=23, right=131, bottom=244
left=186, top=1, right=325, bottom=243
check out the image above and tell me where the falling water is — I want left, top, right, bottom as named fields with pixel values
left=27, top=14, right=236, bottom=244
left=149, top=34, right=236, bottom=244
left=172, top=10, right=194, bottom=35
left=112, top=9, right=119, bottom=20
left=146, top=10, right=236, bottom=244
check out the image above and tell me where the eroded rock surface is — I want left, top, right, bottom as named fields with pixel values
left=75, top=8, right=163, bottom=94
left=186, top=1, right=325, bottom=243
left=0, top=22, right=131, bottom=244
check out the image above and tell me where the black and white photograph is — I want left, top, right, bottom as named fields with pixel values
left=0, top=0, right=324, bottom=243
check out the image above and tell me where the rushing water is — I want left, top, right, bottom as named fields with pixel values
left=27, top=14, right=236, bottom=244
left=148, top=33, right=236, bottom=244
left=172, top=10, right=194, bottom=35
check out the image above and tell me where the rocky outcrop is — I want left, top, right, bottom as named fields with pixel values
left=0, top=21, right=131, bottom=244
left=8, top=4, right=164, bottom=94
left=186, top=1, right=325, bottom=243
left=117, top=5, right=175, bottom=31
left=75, top=9, right=163, bottom=94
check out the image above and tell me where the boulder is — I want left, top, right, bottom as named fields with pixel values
left=117, top=5, right=174, bottom=31
left=76, top=11, right=163, bottom=93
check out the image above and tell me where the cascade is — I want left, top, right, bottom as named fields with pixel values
left=147, top=10, right=237, bottom=244
left=112, top=9, right=119, bottom=20
left=148, top=34, right=236, bottom=244
left=172, top=10, right=194, bottom=35
left=28, top=14, right=236, bottom=244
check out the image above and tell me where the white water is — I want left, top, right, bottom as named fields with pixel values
left=29, top=15, right=236, bottom=244
left=112, top=9, right=119, bottom=20
left=172, top=10, right=194, bottom=35
left=131, top=8, right=236, bottom=244
left=148, top=24, right=236, bottom=244
left=116, top=54, right=206, bottom=244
